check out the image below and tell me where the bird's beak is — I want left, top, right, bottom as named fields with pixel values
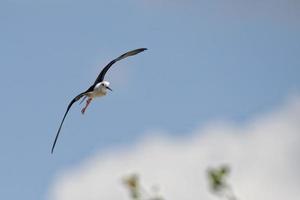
left=106, top=86, right=113, bottom=91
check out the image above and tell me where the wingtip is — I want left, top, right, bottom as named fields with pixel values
left=136, top=48, right=147, bottom=52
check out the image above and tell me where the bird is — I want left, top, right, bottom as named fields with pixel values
left=51, top=48, right=147, bottom=153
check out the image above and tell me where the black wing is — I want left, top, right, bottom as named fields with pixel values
left=93, top=48, right=147, bottom=84
left=51, top=93, right=85, bottom=154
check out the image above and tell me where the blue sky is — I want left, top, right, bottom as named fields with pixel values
left=0, top=1, right=299, bottom=199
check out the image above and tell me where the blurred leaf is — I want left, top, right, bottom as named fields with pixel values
left=122, top=173, right=165, bottom=200
left=123, top=174, right=141, bottom=199
left=207, top=165, right=239, bottom=200
left=207, top=165, right=230, bottom=192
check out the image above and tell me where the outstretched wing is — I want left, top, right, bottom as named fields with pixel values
left=93, top=48, right=147, bottom=84
left=51, top=93, right=85, bottom=154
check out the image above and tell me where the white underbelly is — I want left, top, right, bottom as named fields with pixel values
left=87, top=90, right=106, bottom=98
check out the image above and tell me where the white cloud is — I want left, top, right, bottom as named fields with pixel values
left=48, top=95, right=300, bottom=200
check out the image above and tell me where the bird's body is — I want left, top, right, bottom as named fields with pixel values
left=80, top=81, right=111, bottom=114
left=91, top=83, right=107, bottom=97
left=89, top=81, right=110, bottom=97
left=51, top=48, right=147, bottom=153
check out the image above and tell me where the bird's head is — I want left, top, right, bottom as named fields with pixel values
left=101, top=81, right=112, bottom=92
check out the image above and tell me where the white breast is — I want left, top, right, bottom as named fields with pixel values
left=88, top=83, right=107, bottom=98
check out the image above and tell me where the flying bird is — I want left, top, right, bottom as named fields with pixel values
left=51, top=48, right=147, bottom=153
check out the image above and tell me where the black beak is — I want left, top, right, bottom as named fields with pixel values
left=106, top=86, right=113, bottom=91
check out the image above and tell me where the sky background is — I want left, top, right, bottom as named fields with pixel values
left=0, top=0, right=299, bottom=200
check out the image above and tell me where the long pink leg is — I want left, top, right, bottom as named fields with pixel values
left=81, top=97, right=93, bottom=114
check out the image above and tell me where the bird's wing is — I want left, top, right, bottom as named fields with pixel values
left=93, top=48, right=147, bottom=84
left=51, top=93, right=85, bottom=153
